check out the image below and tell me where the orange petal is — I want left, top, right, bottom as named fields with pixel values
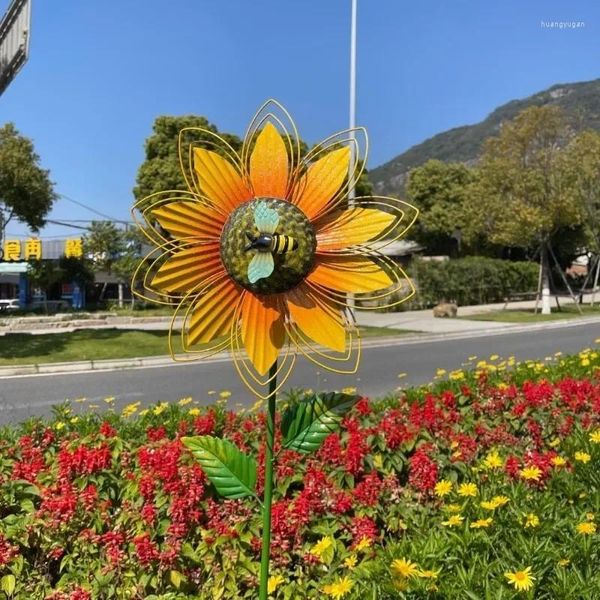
left=249, top=123, right=289, bottom=198
left=292, top=147, right=350, bottom=220
left=308, top=255, right=393, bottom=293
left=315, top=208, right=395, bottom=251
left=193, top=148, right=252, bottom=213
left=152, top=202, right=225, bottom=240
left=187, top=278, right=241, bottom=345
left=241, top=293, right=285, bottom=375
left=151, top=243, right=223, bottom=293
left=286, top=283, right=346, bottom=352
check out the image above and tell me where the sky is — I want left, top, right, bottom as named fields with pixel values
left=1, top=0, right=599, bottom=239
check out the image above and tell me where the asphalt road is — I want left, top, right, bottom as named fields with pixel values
left=0, top=321, right=599, bottom=424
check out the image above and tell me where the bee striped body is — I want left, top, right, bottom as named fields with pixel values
left=271, top=234, right=298, bottom=254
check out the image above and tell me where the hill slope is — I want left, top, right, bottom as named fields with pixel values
left=370, top=79, right=600, bottom=196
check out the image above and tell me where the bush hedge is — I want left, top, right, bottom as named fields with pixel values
left=409, top=256, right=539, bottom=308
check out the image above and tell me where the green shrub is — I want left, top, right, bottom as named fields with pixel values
left=409, top=256, right=539, bottom=308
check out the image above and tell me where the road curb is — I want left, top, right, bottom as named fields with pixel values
left=1, top=316, right=599, bottom=379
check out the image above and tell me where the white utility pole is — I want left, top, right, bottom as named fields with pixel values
left=347, top=0, right=358, bottom=312
left=348, top=0, right=357, bottom=202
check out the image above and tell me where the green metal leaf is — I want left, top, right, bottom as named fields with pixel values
left=281, top=392, right=357, bottom=454
left=182, top=436, right=257, bottom=499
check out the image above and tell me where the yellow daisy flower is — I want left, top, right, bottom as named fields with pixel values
left=323, top=576, right=353, bottom=599
left=576, top=522, right=597, bottom=535
left=132, top=100, right=417, bottom=398
left=493, top=495, right=510, bottom=506
left=574, top=451, right=591, bottom=464
left=310, top=536, right=334, bottom=559
left=457, top=483, right=478, bottom=497
left=391, top=558, right=419, bottom=579
left=524, top=513, right=540, bottom=528
left=417, top=568, right=440, bottom=579
left=470, top=518, right=493, bottom=529
left=520, top=466, right=542, bottom=481
left=343, top=555, right=357, bottom=569
left=268, top=574, right=284, bottom=594
left=434, top=479, right=453, bottom=497
left=551, top=455, right=566, bottom=467
left=442, top=514, right=464, bottom=527
left=505, top=567, right=535, bottom=592
left=354, top=537, right=372, bottom=552
left=483, top=450, right=503, bottom=470
left=590, top=430, right=600, bottom=444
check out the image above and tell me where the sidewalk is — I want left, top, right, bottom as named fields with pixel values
left=0, top=294, right=598, bottom=336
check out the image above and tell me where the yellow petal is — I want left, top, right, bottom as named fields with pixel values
left=292, top=147, right=350, bottom=220
left=250, top=123, right=289, bottom=198
left=193, top=149, right=252, bottom=213
left=152, top=202, right=224, bottom=240
left=308, top=255, right=393, bottom=293
left=315, top=207, right=395, bottom=251
left=187, top=278, right=241, bottom=345
left=286, top=283, right=346, bottom=352
left=151, top=243, right=223, bottom=293
left=241, top=293, right=285, bottom=375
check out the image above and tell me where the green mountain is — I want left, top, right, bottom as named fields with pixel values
left=370, top=78, right=600, bottom=196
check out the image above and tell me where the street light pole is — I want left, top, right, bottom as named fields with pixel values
left=348, top=0, right=358, bottom=312
left=348, top=0, right=357, bottom=203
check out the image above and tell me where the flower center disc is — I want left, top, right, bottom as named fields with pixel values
left=220, top=198, right=317, bottom=294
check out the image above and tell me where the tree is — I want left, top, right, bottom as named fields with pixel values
left=464, top=106, right=581, bottom=314
left=58, top=256, right=94, bottom=289
left=405, top=160, right=476, bottom=255
left=562, top=131, right=600, bottom=253
left=26, top=259, right=61, bottom=305
left=134, top=115, right=243, bottom=203
left=561, top=130, right=600, bottom=299
left=0, top=123, right=57, bottom=235
left=112, top=228, right=147, bottom=307
left=83, top=221, right=125, bottom=274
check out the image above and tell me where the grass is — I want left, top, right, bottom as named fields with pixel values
left=463, top=303, right=600, bottom=323
left=0, top=326, right=414, bottom=366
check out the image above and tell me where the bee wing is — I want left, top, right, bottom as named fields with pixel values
left=254, top=201, right=280, bottom=234
left=247, top=252, right=274, bottom=283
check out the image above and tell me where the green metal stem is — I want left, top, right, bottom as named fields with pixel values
left=259, top=360, right=277, bottom=600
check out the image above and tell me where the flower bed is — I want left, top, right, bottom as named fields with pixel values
left=1, top=349, right=600, bottom=598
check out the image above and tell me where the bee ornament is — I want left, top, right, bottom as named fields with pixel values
left=245, top=201, right=299, bottom=283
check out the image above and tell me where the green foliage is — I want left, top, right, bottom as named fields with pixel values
left=0, top=123, right=57, bottom=232
left=182, top=435, right=257, bottom=499
left=281, top=392, right=358, bottom=454
left=25, top=259, right=61, bottom=296
left=133, top=115, right=242, bottom=203
left=410, top=256, right=539, bottom=307
left=561, top=130, right=600, bottom=253
left=405, top=160, right=475, bottom=254
left=57, top=256, right=94, bottom=288
left=82, top=221, right=126, bottom=274
left=464, top=106, right=580, bottom=249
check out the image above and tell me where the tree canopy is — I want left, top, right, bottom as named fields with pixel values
left=0, top=123, right=57, bottom=232
left=405, top=159, right=475, bottom=255
left=133, top=115, right=243, bottom=203
left=464, top=106, right=581, bottom=249
left=83, top=221, right=126, bottom=274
